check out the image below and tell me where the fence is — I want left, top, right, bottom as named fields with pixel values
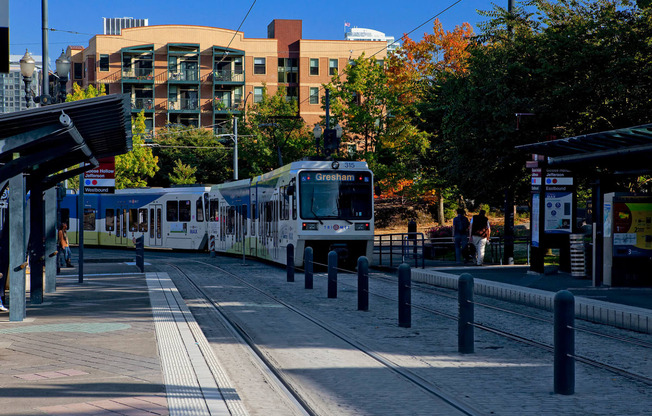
left=374, top=232, right=426, bottom=268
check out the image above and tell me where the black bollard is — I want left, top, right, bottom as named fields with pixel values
left=135, top=236, right=145, bottom=273
left=358, top=256, right=369, bottom=311
left=398, top=263, right=411, bottom=328
left=286, top=243, right=295, bottom=282
left=328, top=250, right=337, bottom=298
left=554, top=290, right=575, bottom=395
left=458, top=273, right=474, bottom=353
left=304, top=246, right=313, bottom=289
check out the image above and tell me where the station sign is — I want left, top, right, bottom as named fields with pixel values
left=84, top=157, right=115, bottom=194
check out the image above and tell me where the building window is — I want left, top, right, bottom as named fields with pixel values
left=309, top=58, right=319, bottom=76
left=309, top=87, right=319, bottom=104
left=286, top=86, right=297, bottom=102
left=329, top=59, right=338, bottom=75
left=253, top=86, right=264, bottom=103
left=254, top=58, right=266, bottom=75
left=99, top=54, right=109, bottom=71
left=73, top=62, right=83, bottom=79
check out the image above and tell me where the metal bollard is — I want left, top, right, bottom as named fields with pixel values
left=458, top=273, right=474, bottom=353
left=328, top=250, right=337, bottom=298
left=398, top=263, right=411, bottom=328
left=358, top=256, right=369, bottom=311
left=304, top=247, right=313, bottom=289
left=286, top=243, right=295, bottom=282
left=554, top=290, right=575, bottom=395
left=135, top=236, right=145, bottom=273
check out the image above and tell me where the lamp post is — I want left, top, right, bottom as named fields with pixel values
left=19, top=50, right=36, bottom=108
left=54, top=50, right=71, bottom=103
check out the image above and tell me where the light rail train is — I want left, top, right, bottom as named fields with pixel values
left=61, top=160, right=375, bottom=267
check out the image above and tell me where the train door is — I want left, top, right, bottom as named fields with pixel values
left=250, top=187, right=257, bottom=257
left=272, top=196, right=279, bottom=260
left=114, top=207, right=123, bottom=245
left=151, top=204, right=163, bottom=246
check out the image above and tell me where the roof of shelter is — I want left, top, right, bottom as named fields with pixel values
left=0, top=94, right=132, bottom=185
left=516, top=123, right=652, bottom=175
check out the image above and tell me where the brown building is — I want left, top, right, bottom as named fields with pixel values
left=66, top=19, right=387, bottom=134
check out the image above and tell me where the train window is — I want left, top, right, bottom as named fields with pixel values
left=84, top=208, right=96, bottom=231
left=156, top=208, right=162, bottom=238
left=204, top=193, right=210, bottom=222
left=179, top=200, right=191, bottom=222
left=292, top=193, right=297, bottom=220
left=251, top=203, right=256, bottom=235
left=167, top=201, right=178, bottom=222
left=227, top=206, right=235, bottom=234
left=149, top=208, right=154, bottom=238
left=242, top=204, right=247, bottom=236
left=210, top=199, right=219, bottom=222
left=123, top=209, right=127, bottom=237
left=139, top=209, right=148, bottom=232
left=265, top=202, right=273, bottom=237
left=196, top=197, right=204, bottom=222
left=105, top=209, right=115, bottom=231
left=129, top=209, right=139, bottom=231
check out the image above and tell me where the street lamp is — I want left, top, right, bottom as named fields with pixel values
left=313, top=124, right=322, bottom=154
left=54, top=50, right=71, bottom=103
left=19, top=50, right=36, bottom=108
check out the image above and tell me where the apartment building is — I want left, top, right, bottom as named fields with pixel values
left=66, top=19, right=387, bottom=133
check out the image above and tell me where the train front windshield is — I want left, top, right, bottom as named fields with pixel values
left=299, top=171, right=373, bottom=220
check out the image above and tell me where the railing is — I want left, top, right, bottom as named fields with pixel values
left=131, top=98, right=154, bottom=110
left=425, top=235, right=532, bottom=264
left=213, top=69, right=244, bottom=83
left=168, top=98, right=199, bottom=111
left=374, top=232, right=425, bottom=269
left=122, top=68, right=154, bottom=80
left=168, top=70, right=199, bottom=81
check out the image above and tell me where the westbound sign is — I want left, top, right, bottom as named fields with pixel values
left=84, top=157, right=115, bottom=193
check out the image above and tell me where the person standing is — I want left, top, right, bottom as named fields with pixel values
left=58, top=223, right=73, bottom=267
left=469, top=210, right=491, bottom=266
left=453, top=208, right=470, bottom=263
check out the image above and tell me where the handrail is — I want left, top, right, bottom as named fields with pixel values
left=374, top=233, right=425, bottom=269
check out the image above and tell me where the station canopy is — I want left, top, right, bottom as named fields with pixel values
left=0, top=94, right=132, bottom=187
left=516, top=123, right=652, bottom=175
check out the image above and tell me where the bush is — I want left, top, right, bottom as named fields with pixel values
left=427, top=225, right=452, bottom=239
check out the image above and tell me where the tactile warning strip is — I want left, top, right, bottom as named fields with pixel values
left=146, top=272, right=247, bottom=416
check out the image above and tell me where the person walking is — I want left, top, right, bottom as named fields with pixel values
left=453, top=208, right=470, bottom=263
left=469, top=210, right=491, bottom=266
left=58, top=223, right=73, bottom=267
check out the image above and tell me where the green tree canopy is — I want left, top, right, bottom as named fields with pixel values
left=115, top=111, right=159, bottom=188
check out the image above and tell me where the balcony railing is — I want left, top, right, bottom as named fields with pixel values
left=122, top=67, right=154, bottom=81
left=213, top=69, right=244, bottom=83
left=168, top=98, right=199, bottom=111
left=131, top=98, right=154, bottom=111
left=168, top=70, right=199, bottom=81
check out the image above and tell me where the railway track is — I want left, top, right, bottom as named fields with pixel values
left=162, top=258, right=481, bottom=416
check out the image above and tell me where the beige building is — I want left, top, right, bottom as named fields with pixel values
left=66, top=19, right=387, bottom=134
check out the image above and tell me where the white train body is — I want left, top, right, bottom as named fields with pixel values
left=208, top=160, right=374, bottom=267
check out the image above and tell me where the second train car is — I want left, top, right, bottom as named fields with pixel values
left=61, top=186, right=210, bottom=250
left=208, top=160, right=374, bottom=267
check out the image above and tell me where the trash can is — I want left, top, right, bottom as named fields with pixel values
left=569, top=234, right=585, bottom=277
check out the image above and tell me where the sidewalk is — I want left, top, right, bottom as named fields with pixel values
left=0, top=264, right=168, bottom=415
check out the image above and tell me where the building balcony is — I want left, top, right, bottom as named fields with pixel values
left=168, top=70, right=199, bottom=82
left=168, top=98, right=200, bottom=112
left=212, top=98, right=242, bottom=113
left=131, top=98, right=155, bottom=112
left=122, top=68, right=154, bottom=82
left=213, top=69, right=244, bottom=84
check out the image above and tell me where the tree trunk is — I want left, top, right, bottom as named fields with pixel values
left=438, top=190, right=445, bottom=225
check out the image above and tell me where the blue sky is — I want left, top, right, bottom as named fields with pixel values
left=7, top=0, right=499, bottom=62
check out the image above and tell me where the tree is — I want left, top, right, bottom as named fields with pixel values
left=169, top=159, right=197, bottom=185
left=152, top=125, right=231, bottom=186
left=115, top=111, right=159, bottom=188
left=238, top=85, right=313, bottom=176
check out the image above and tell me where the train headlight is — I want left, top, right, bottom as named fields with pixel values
left=302, top=222, right=318, bottom=230
left=355, top=223, right=370, bottom=231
